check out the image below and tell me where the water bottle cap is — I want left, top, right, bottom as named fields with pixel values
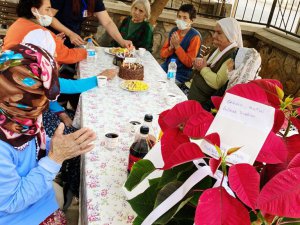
left=140, top=126, right=149, bottom=134
left=87, top=38, right=92, bottom=42
left=171, top=59, right=176, bottom=63
left=144, top=114, right=153, bottom=122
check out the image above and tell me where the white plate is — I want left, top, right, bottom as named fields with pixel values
left=120, top=80, right=149, bottom=92
left=104, top=48, right=115, bottom=56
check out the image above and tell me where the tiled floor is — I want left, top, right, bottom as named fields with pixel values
left=53, top=182, right=79, bottom=225
left=65, top=199, right=79, bottom=225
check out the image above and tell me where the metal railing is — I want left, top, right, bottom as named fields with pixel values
left=119, top=0, right=300, bottom=37
left=233, top=0, right=300, bottom=37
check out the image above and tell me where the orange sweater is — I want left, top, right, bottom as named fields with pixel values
left=3, top=18, right=86, bottom=64
left=160, top=29, right=201, bottom=68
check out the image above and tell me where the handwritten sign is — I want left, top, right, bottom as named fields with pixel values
left=192, top=93, right=275, bottom=165
left=124, top=57, right=138, bottom=63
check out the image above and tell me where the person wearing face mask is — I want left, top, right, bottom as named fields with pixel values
left=160, top=4, right=201, bottom=87
left=111, top=0, right=153, bottom=52
left=3, top=0, right=87, bottom=65
left=188, top=17, right=243, bottom=111
left=3, top=0, right=118, bottom=125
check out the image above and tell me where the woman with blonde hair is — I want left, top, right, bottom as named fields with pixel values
left=112, top=0, right=153, bottom=52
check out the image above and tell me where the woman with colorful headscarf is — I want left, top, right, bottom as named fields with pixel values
left=188, top=17, right=243, bottom=111
left=0, top=43, right=96, bottom=225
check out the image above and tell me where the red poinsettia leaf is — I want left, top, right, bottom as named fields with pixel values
left=226, top=82, right=269, bottom=105
left=272, top=109, right=285, bottom=133
left=158, top=109, right=170, bottom=131
left=286, top=134, right=300, bottom=162
left=183, top=111, right=214, bottom=138
left=209, top=158, right=221, bottom=174
left=228, top=164, right=260, bottom=210
left=195, top=187, right=251, bottom=225
left=163, top=100, right=204, bottom=128
left=211, top=96, right=223, bottom=110
left=257, top=167, right=300, bottom=217
left=203, top=133, right=220, bottom=148
left=250, top=79, right=283, bottom=108
left=260, top=163, right=287, bottom=187
left=297, top=108, right=300, bottom=115
left=292, top=97, right=300, bottom=106
left=162, top=142, right=204, bottom=170
left=290, top=117, right=300, bottom=132
left=288, top=153, right=300, bottom=169
left=161, top=128, right=190, bottom=162
left=256, top=132, right=287, bottom=164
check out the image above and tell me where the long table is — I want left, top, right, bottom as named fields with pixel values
left=75, top=47, right=186, bottom=225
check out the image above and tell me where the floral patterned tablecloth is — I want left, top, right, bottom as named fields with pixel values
left=75, top=47, right=187, bottom=225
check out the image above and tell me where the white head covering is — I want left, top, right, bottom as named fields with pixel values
left=131, top=0, right=151, bottom=20
left=22, top=29, right=56, bottom=56
left=217, top=17, right=243, bottom=48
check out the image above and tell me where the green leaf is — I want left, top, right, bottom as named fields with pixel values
left=125, top=159, right=156, bottom=191
left=148, top=177, right=161, bottom=186
left=153, top=181, right=193, bottom=224
left=133, top=216, right=143, bottom=225
left=189, top=176, right=214, bottom=206
left=158, top=162, right=194, bottom=189
left=227, top=146, right=242, bottom=155
left=128, top=182, right=160, bottom=219
left=276, top=85, right=284, bottom=100
left=215, top=145, right=222, bottom=157
left=173, top=203, right=196, bottom=221
left=280, top=217, right=300, bottom=225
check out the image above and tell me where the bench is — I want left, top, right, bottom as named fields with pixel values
left=0, top=0, right=18, bottom=29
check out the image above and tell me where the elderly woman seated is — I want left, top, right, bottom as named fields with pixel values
left=0, top=43, right=96, bottom=225
left=188, top=17, right=243, bottom=111
left=111, top=0, right=153, bottom=52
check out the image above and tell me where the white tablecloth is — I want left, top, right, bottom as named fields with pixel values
left=75, top=47, right=187, bottom=225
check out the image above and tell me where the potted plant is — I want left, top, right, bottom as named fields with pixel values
left=124, top=79, right=300, bottom=225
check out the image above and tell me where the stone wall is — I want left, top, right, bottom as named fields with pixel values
left=96, top=8, right=300, bottom=97
left=257, top=41, right=300, bottom=97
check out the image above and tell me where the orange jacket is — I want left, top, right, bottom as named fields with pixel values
left=3, top=18, right=87, bottom=64
left=160, top=29, right=201, bottom=68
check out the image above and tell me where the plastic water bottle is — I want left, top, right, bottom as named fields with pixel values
left=86, top=38, right=96, bottom=62
left=167, top=58, right=177, bottom=83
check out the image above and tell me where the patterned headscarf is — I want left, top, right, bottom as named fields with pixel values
left=0, top=43, right=60, bottom=159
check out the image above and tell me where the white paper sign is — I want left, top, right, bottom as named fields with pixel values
left=124, top=57, right=138, bottom=63
left=192, top=93, right=275, bottom=165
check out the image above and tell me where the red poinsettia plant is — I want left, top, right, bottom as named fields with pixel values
left=125, top=79, right=300, bottom=225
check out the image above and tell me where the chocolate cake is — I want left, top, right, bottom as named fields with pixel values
left=119, top=63, right=144, bottom=80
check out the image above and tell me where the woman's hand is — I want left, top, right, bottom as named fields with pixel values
left=69, top=32, right=86, bottom=46
left=193, top=57, right=207, bottom=71
left=49, top=123, right=97, bottom=164
left=99, top=69, right=118, bottom=80
left=56, top=32, right=66, bottom=42
left=170, top=32, right=180, bottom=49
left=58, top=112, right=73, bottom=127
left=227, top=59, right=235, bottom=72
left=121, top=39, right=134, bottom=50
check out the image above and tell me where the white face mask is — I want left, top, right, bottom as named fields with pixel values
left=175, top=19, right=190, bottom=30
left=33, top=9, right=53, bottom=27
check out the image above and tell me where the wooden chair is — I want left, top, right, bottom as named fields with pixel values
left=0, top=0, right=18, bottom=28
left=81, top=16, right=99, bottom=45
